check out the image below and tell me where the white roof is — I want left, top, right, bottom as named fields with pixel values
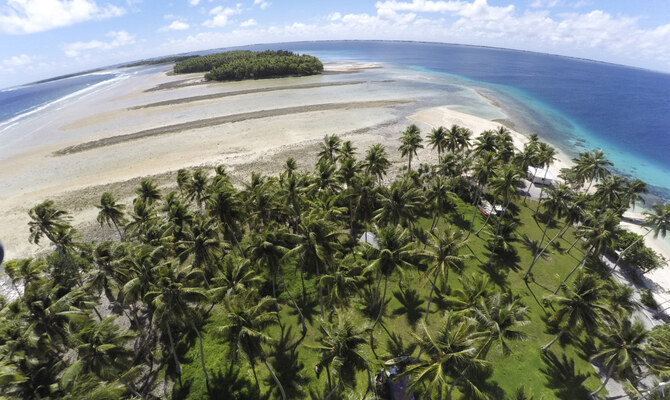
left=528, top=166, right=557, bottom=181
left=360, top=232, right=379, bottom=248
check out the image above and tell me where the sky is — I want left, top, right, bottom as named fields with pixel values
left=2, top=0, right=670, bottom=87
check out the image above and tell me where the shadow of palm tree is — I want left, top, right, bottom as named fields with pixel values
left=393, top=288, right=424, bottom=329
left=206, top=365, right=257, bottom=400
left=540, top=351, right=591, bottom=399
left=289, top=293, right=319, bottom=325
left=264, top=325, right=307, bottom=399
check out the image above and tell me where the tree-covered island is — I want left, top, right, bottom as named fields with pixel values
left=173, top=50, right=323, bottom=81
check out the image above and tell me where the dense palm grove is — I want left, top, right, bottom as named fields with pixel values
left=172, top=50, right=323, bottom=81
left=2, top=124, right=670, bottom=399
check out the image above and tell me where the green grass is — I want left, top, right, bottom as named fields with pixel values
left=175, top=196, right=607, bottom=399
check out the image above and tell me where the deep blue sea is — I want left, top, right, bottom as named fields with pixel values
left=2, top=40, right=669, bottom=200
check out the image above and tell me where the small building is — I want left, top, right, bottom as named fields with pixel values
left=527, top=166, right=557, bottom=186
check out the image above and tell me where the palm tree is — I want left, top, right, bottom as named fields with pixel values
left=319, top=262, right=363, bottom=312
left=60, top=316, right=135, bottom=391
left=135, top=178, right=161, bottom=205
left=593, top=175, right=627, bottom=214
left=363, top=144, right=391, bottom=185
left=186, top=168, right=210, bottom=209
left=248, top=228, right=288, bottom=299
left=444, top=273, right=492, bottom=313
left=399, top=124, right=424, bottom=172
left=28, top=200, right=71, bottom=247
left=427, top=176, right=457, bottom=232
left=555, top=211, right=619, bottom=294
left=617, top=178, right=648, bottom=214
left=472, top=130, right=497, bottom=157
left=541, top=271, right=610, bottom=353
left=285, top=216, right=343, bottom=318
left=338, top=140, right=357, bottom=161
left=573, top=149, right=613, bottom=193
left=207, top=182, right=244, bottom=252
left=494, top=126, right=515, bottom=163
left=524, top=184, right=572, bottom=280
left=472, top=293, right=529, bottom=358
left=427, top=126, right=448, bottom=157
left=176, top=168, right=191, bottom=196
left=95, top=192, right=126, bottom=239
left=589, top=318, right=649, bottom=398
left=408, top=312, right=486, bottom=400
left=516, top=142, right=539, bottom=205
left=466, top=151, right=498, bottom=240
left=533, top=142, right=557, bottom=212
left=486, top=165, right=523, bottom=260
left=318, top=134, right=342, bottom=165
left=313, top=312, right=369, bottom=393
left=610, top=202, right=670, bottom=276
left=218, top=290, right=286, bottom=399
left=145, top=262, right=210, bottom=386
left=365, top=225, right=416, bottom=354
left=177, top=218, right=222, bottom=287
left=424, top=229, right=468, bottom=324
left=374, top=179, right=424, bottom=232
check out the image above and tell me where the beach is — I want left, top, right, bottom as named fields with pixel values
left=1, top=61, right=669, bottom=306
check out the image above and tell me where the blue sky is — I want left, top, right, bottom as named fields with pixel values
left=1, top=0, right=670, bottom=87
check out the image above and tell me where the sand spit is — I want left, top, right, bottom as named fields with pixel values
left=130, top=80, right=393, bottom=110
left=55, top=100, right=409, bottom=155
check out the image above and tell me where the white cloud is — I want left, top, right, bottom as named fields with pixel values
left=0, top=0, right=125, bottom=34
left=3, top=53, right=33, bottom=67
left=240, top=18, right=257, bottom=27
left=188, top=0, right=200, bottom=5
left=160, top=0, right=670, bottom=73
left=253, top=0, right=270, bottom=10
left=63, top=30, right=136, bottom=57
left=203, top=4, right=242, bottom=28
left=159, top=20, right=190, bottom=32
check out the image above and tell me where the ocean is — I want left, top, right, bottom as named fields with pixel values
left=1, top=40, right=669, bottom=200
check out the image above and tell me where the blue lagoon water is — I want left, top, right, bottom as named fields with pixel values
left=2, top=41, right=670, bottom=199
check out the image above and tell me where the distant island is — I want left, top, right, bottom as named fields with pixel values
left=121, top=56, right=197, bottom=68
left=173, top=50, right=323, bottom=81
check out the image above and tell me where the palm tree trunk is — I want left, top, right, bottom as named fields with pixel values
left=280, top=271, right=307, bottom=339
left=609, top=231, right=649, bottom=276
left=487, top=201, right=510, bottom=265
left=325, top=364, right=332, bottom=389
left=474, top=207, right=494, bottom=236
left=464, top=185, right=481, bottom=241
left=370, top=274, right=389, bottom=358
left=590, top=360, right=616, bottom=398
left=554, top=248, right=591, bottom=294
left=190, top=322, right=210, bottom=385
left=523, top=218, right=553, bottom=280
left=166, top=324, right=181, bottom=380
left=251, top=363, right=260, bottom=395
left=424, top=271, right=439, bottom=324
left=316, top=263, right=324, bottom=320
left=263, top=358, right=287, bottom=400
left=566, top=235, right=582, bottom=253
left=540, top=329, right=564, bottom=353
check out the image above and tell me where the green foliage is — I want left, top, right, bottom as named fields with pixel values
left=173, top=50, right=323, bottom=81
left=5, top=135, right=668, bottom=399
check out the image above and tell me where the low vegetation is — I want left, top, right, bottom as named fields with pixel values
left=1, top=124, right=669, bottom=399
left=173, top=50, right=323, bottom=81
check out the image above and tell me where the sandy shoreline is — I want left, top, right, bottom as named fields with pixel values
left=1, top=60, right=668, bottom=305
